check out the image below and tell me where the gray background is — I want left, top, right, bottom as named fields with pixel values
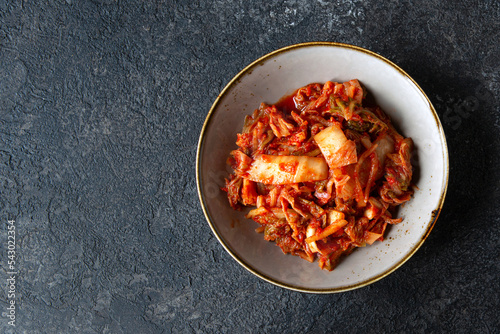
left=1, top=0, right=499, bottom=333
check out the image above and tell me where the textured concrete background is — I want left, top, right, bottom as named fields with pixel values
left=0, top=0, right=499, bottom=333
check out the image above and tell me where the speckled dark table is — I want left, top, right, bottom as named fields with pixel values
left=0, top=1, right=499, bottom=333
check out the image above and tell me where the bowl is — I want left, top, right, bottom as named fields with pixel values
left=196, top=42, right=449, bottom=293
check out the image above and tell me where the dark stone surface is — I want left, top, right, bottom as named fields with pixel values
left=0, top=0, right=499, bottom=333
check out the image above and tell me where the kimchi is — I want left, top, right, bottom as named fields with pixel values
left=223, top=80, right=414, bottom=271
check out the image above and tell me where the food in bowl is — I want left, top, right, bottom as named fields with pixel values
left=223, top=79, right=414, bottom=271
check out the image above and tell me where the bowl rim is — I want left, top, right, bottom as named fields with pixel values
left=196, top=41, right=449, bottom=293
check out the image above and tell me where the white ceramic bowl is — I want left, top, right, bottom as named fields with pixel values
left=197, top=42, right=449, bottom=293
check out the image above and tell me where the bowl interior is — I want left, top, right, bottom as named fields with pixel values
left=197, top=43, right=448, bottom=292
